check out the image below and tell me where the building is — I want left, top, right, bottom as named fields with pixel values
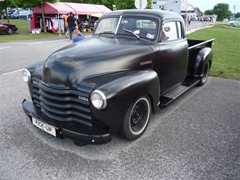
left=152, top=0, right=197, bottom=19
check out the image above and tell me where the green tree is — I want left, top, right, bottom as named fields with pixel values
left=212, top=3, right=232, bottom=21
left=17, top=0, right=56, bottom=32
left=204, top=10, right=213, bottom=15
left=0, top=0, right=17, bottom=22
left=235, top=12, right=240, bottom=18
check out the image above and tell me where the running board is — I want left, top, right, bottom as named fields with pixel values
left=160, top=79, right=200, bottom=107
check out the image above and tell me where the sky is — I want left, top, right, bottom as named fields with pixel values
left=188, top=0, right=240, bottom=12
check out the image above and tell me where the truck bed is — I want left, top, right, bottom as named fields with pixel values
left=188, top=39, right=214, bottom=51
left=187, top=39, right=214, bottom=63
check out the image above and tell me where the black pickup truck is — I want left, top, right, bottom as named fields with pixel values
left=22, top=9, right=214, bottom=144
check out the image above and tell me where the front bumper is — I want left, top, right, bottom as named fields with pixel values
left=22, top=99, right=111, bottom=144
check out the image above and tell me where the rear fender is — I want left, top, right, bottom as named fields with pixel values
left=189, top=47, right=212, bottom=77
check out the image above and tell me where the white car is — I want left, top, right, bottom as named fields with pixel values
left=228, top=18, right=240, bottom=27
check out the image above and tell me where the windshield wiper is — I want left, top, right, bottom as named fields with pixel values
left=122, top=28, right=140, bottom=40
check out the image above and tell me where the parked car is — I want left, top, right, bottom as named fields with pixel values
left=1, top=8, right=23, bottom=19
left=22, top=9, right=214, bottom=144
left=0, top=23, right=18, bottom=35
left=228, top=18, right=240, bottom=27
left=10, top=9, right=32, bottom=19
left=9, top=8, right=22, bottom=15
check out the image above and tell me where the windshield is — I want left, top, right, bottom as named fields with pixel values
left=94, top=16, right=158, bottom=41
left=94, top=17, right=119, bottom=34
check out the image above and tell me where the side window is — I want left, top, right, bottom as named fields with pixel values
left=161, top=21, right=183, bottom=41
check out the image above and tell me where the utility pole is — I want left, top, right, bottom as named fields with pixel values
left=233, top=4, right=236, bottom=17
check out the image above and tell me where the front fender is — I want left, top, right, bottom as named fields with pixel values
left=87, top=70, right=160, bottom=133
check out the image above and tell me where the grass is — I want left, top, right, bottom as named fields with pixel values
left=0, top=32, right=64, bottom=42
left=0, top=19, right=61, bottom=42
left=0, top=19, right=93, bottom=42
left=187, top=24, right=240, bottom=80
left=1, top=19, right=30, bottom=33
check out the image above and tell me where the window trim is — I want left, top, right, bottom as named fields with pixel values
left=160, top=20, right=184, bottom=42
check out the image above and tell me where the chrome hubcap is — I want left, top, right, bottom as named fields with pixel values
left=129, top=98, right=150, bottom=135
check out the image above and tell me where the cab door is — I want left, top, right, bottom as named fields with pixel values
left=153, top=21, right=188, bottom=93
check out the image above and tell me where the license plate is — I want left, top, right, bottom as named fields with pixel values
left=32, top=117, right=57, bottom=137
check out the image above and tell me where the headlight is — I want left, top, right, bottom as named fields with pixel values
left=90, top=90, right=107, bottom=110
left=22, top=69, right=31, bottom=83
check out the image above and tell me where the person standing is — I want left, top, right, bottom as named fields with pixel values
left=64, top=13, right=69, bottom=38
left=188, top=16, right=191, bottom=25
left=67, top=12, right=76, bottom=40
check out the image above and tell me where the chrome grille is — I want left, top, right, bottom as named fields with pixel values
left=31, top=76, right=92, bottom=127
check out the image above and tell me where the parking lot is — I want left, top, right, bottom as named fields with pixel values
left=0, top=39, right=240, bottom=179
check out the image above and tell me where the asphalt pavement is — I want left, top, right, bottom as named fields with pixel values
left=0, top=38, right=240, bottom=180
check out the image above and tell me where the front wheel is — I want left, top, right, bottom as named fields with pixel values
left=119, top=96, right=151, bottom=140
left=198, top=62, right=209, bottom=86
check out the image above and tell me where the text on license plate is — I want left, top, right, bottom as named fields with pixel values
left=32, top=117, right=57, bottom=137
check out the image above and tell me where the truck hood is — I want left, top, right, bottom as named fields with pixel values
left=43, top=36, right=153, bottom=88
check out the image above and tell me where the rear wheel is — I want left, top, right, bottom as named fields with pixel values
left=6, top=28, right=13, bottom=35
left=119, top=96, right=151, bottom=140
left=198, top=62, right=209, bottom=86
